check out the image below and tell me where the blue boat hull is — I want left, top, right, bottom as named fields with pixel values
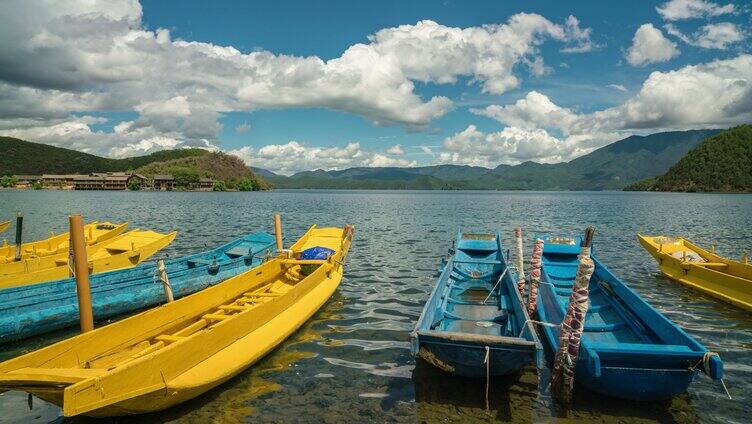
left=411, top=229, right=542, bottom=378
left=0, top=232, right=275, bottom=343
left=535, top=238, right=723, bottom=401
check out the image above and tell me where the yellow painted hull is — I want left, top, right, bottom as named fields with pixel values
left=0, top=220, right=9, bottom=234
left=0, top=229, right=176, bottom=289
left=0, top=225, right=352, bottom=417
left=638, top=235, right=752, bottom=311
left=0, top=221, right=128, bottom=263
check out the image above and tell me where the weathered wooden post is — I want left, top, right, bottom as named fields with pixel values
left=274, top=213, right=283, bottom=251
left=551, top=226, right=595, bottom=403
left=527, top=238, right=544, bottom=316
left=14, top=212, right=23, bottom=261
left=514, top=228, right=525, bottom=298
left=69, top=214, right=94, bottom=333
left=157, top=259, right=174, bottom=302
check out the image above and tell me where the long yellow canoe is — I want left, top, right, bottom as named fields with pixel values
left=0, top=229, right=177, bottom=289
left=1, top=221, right=128, bottom=263
left=638, top=235, right=752, bottom=311
left=0, top=220, right=9, bottom=234
left=0, top=225, right=352, bottom=417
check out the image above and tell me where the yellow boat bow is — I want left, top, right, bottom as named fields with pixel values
left=638, top=234, right=752, bottom=311
left=0, top=220, right=9, bottom=234
left=0, top=221, right=127, bottom=263
left=0, top=228, right=176, bottom=289
left=0, top=225, right=353, bottom=417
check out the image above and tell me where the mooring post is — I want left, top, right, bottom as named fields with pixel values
left=551, top=226, right=595, bottom=404
left=157, top=259, right=174, bottom=302
left=14, top=212, right=23, bottom=261
left=69, top=214, right=94, bottom=333
left=274, top=213, right=283, bottom=252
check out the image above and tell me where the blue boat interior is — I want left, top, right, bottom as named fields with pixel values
left=537, top=238, right=723, bottom=381
left=415, top=230, right=536, bottom=344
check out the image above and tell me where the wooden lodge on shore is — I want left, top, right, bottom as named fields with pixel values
left=8, top=173, right=214, bottom=191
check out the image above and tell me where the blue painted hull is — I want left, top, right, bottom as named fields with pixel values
left=535, top=238, right=723, bottom=401
left=0, top=232, right=275, bottom=343
left=411, top=229, right=542, bottom=377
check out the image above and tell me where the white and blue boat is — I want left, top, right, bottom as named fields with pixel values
left=0, top=232, right=275, bottom=343
left=536, top=236, right=724, bottom=400
left=411, top=229, right=543, bottom=377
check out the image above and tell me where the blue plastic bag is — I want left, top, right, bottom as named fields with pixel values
left=298, top=246, right=335, bottom=276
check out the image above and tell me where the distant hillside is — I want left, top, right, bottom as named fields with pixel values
left=624, top=125, right=752, bottom=192
left=138, top=151, right=272, bottom=190
left=258, top=129, right=721, bottom=190
left=0, top=136, right=207, bottom=175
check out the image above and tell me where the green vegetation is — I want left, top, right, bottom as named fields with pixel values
left=137, top=151, right=271, bottom=191
left=625, top=125, right=752, bottom=192
left=1, top=175, right=17, bottom=187
left=0, top=136, right=209, bottom=175
left=127, top=179, right=141, bottom=191
left=32, top=181, right=42, bottom=190
left=213, top=180, right=227, bottom=191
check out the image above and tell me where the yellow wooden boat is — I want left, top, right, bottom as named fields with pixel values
left=1, top=221, right=128, bottom=263
left=638, top=235, right=752, bottom=311
left=0, top=229, right=177, bottom=289
left=0, top=220, right=9, bottom=234
left=0, top=225, right=352, bottom=417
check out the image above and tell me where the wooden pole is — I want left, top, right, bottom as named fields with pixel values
left=274, top=213, right=283, bottom=251
left=69, top=214, right=94, bottom=333
left=14, top=212, right=22, bottom=261
left=157, top=259, right=174, bottom=302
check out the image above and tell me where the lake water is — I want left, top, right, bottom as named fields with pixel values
left=0, top=190, right=750, bottom=423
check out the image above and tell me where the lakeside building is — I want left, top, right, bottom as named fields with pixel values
left=14, top=175, right=41, bottom=188
left=153, top=175, right=176, bottom=191
left=41, top=174, right=78, bottom=189
left=197, top=178, right=215, bottom=191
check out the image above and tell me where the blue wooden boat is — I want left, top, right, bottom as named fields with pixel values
left=411, top=230, right=542, bottom=377
left=536, top=236, right=724, bottom=400
left=0, top=232, right=276, bottom=344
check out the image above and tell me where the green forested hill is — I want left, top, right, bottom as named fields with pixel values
left=0, top=136, right=208, bottom=175
left=137, top=152, right=272, bottom=190
left=624, top=125, right=752, bottom=192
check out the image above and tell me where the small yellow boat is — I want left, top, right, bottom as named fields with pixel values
left=638, top=235, right=752, bottom=311
left=0, top=220, right=9, bottom=234
left=0, top=225, right=352, bottom=417
left=1, top=221, right=128, bottom=263
left=0, top=229, right=177, bottom=289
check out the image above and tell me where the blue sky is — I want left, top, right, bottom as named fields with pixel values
left=0, top=0, right=750, bottom=173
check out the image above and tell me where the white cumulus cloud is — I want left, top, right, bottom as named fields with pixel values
left=665, top=22, right=744, bottom=49
left=386, top=144, right=405, bottom=155
left=656, top=0, right=735, bottom=21
left=626, top=24, right=680, bottom=67
left=228, top=142, right=417, bottom=175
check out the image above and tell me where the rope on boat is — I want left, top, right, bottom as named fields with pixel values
left=515, top=228, right=526, bottom=299
left=483, top=268, right=508, bottom=305
left=551, top=245, right=595, bottom=404
left=484, top=345, right=490, bottom=410
left=689, top=351, right=732, bottom=400
left=517, top=319, right=560, bottom=338
left=527, top=239, right=544, bottom=316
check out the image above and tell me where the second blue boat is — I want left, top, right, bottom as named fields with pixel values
left=536, top=235, right=724, bottom=400
left=0, top=231, right=276, bottom=343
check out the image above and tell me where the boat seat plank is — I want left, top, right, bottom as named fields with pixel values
left=224, top=248, right=249, bottom=258
left=443, top=320, right=504, bottom=337
left=584, top=322, right=625, bottom=332
left=453, top=259, right=502, bottom=265
left=187, top=258, right=215, bottom=266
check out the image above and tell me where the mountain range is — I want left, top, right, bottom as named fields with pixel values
left=254, top=129, right=721, bottom=190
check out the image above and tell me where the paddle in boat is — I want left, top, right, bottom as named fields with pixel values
left=536, top=235, right=724, bottom=400
left=0, top=221, right=127, bottom=263
left=0, top=220, right=9, bottom=234
left=0, top=225, right=353, bottom=417
left=411, top=229, right=543, bottom=377
left=0, top=229, right=176, bottom=289
left=638, top=235, right=752, bottom=311
left=0, top=231, right=276, bottom=344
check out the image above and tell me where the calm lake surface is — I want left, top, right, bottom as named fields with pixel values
left=0, top=190, right=750, bottom=423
